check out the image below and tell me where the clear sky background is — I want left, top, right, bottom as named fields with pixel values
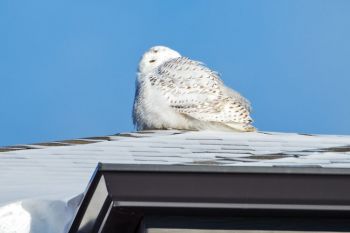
left=1, top=0, right=350, bottom=146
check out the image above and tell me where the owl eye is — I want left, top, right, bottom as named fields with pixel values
left=149, top=59, right=156, bottom=63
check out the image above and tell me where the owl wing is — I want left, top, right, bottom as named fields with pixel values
left=149, top=57, right=253, bottom=126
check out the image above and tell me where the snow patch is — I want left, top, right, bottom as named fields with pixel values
left=0, top=194, right=82, bottom=233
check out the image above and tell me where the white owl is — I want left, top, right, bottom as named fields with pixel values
left=133, top=46, right=256, bottom=132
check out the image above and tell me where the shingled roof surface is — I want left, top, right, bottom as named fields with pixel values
left=1, top=130, right=350, bottom=206
left=1, top=130, right=350, bottom=233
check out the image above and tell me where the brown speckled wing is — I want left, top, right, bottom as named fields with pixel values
left=149, top=57, right=253, bottom=125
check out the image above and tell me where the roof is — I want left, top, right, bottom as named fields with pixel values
left=1, top=130, right=350, bottom=205
left=1, top=130, right=350, bottom=233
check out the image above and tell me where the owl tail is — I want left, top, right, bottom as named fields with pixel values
left=224, top=122, right=257, bottom=132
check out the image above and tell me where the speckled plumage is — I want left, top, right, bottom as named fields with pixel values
left=133, top=46, right=255, bottom=132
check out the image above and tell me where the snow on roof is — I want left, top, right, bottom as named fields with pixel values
left=1, top=130, right=350, bottom=205
left=1, top=130, right=350, bottom=233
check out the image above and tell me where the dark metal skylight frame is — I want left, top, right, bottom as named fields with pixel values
left=68, top=163, right=350, bottom=233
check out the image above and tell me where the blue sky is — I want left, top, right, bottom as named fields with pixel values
left=1, top=0, right=350, bottom=146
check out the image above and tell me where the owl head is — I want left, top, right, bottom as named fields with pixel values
left=138, top=46, right=181, bottom=75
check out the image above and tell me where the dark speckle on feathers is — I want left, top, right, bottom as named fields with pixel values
left=151, top=56, right=254, bottom=127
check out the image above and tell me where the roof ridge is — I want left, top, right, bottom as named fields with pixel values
left=0, top=130, right=189, bottom=153
left=1, top=130, right=350, bottom=154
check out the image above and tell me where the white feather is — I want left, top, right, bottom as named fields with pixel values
left=133, top=46, right=255, bottom=132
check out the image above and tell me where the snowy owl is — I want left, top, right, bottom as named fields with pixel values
left=133, top=46, right=255, bottom=132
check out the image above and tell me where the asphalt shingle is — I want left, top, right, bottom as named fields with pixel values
left=1, top=130, right=350, bottom=205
